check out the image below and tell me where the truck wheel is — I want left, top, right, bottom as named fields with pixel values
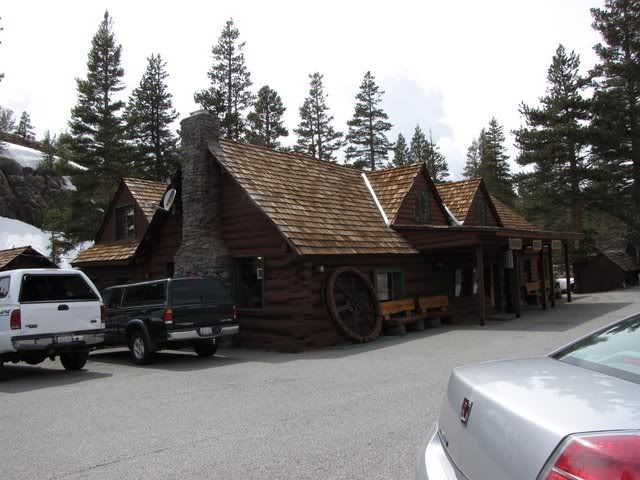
left=60, top=352, right=89, bottom=371
left=194, top=340, right=218, bottom=357
left=129, top=331, right=153, bottom=365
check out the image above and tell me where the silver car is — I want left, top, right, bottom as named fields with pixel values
left=418, top=314, right=640, bottom=480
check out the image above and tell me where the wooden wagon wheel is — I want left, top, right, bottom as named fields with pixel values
left=324, top=267, right=382, bottom=343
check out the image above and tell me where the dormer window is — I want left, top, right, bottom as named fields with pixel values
left=414, top=187, right=431, bottom=223
left=475, top=197, right=488, bottom=225
left=115, top=205, right=136, bottom=240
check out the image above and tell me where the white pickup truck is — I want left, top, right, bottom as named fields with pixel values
left=0, top=269, right=105, bottom=374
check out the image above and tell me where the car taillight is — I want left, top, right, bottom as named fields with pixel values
left=10, top=308, right=21, bottom=330
left=541, top=431, right=640, bottom=480
left=100, top=304, right=106, bottom=323
left=232, top=305, right=237, bottom=321
left=164, top=308, right=173, bottom=324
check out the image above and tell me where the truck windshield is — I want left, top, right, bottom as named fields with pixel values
left=20, top=274, right=98, bottom=302
left=554, top=315, right=640, bottom=385
left=170, top=279, right=230, bottom=306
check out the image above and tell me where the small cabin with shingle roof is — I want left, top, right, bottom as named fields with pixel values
left=0, top=246, right=57, bottom=271
left=72, top=111, right=581, bottom=351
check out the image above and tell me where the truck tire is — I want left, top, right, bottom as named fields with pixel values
left=129, top=330, right=153, bottom=365
left=60, top=352, right=88, bottom=371
left=193, top=340, right=218, bottom=357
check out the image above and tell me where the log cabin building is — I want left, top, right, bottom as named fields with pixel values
left=72, top=111, right=581, bottom=351
left=0, top=246, right=57, bottom=271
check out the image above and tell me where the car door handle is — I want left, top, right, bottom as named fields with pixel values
left=58, top=304, right=69, bottom=311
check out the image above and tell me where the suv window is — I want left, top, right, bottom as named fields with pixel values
left=170, top=279, right=231, bottom=306
left=554, top=315, right=640, bottom=385
left=123, top=282, right=166, bottom=307
left=105, top=288, right=123, bottom=309
left=20, top=274, right=98, bottom=302
left=0, top=276, right=9, bottom=299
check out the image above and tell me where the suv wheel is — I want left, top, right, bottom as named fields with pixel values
left=60, top=352, right=89, bottom=371
left=194, top=340, right=218, bottom=357
left=129, top=331, right=153, bottom=365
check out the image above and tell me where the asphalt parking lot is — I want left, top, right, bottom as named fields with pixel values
left=1, top=287, right=639, bottom=480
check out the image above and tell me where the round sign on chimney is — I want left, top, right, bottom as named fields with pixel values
left=161, top=188, right=177, bottom=212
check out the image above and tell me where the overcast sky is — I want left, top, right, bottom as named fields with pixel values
left=0, top=0, right=603, bottom=179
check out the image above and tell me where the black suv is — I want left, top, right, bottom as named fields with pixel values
left=101, top=278, right=239, bottom=364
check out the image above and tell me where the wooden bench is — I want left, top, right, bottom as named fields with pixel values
left=380, top=298, right=427, bottom=335
left=417, top=295, right=451, bottom=327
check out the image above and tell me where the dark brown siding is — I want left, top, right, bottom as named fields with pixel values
left=80, top=264, right=147, bottom=292
left=99, top=185, right=148, bottom=243
left=465, top=190, right=499, bottom=226
left=395, top=174, right=448, bottom=225
left=575, top=254, right=626, bottom=293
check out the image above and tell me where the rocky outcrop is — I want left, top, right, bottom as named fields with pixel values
left=0, top=156, right=70, bottom=227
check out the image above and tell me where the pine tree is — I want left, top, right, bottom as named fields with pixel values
left=392, top=133, right=410, bottom=166
left=0, top=106, right=15, bottom=133
left=463, top=137, right=481, bottom=179
left=194, top=18, right=253, bottom=140
left=39, top=131, right=57, bottom=174
left=590, top=0, right=640, bottom=238
left=409, top=125, right=427, bottom=163
left=514, top=44, right=589, bottom=231
left=479, top=119, right=514, bottom=204
left=423, top=130, right=449, bottom=183
left=67, top=11, right=128, bottom=242
left=125, top=53, right=179, bottom=181
left=294, top=73, right=344, bottom=162
left=345, top=71, right=392, bottom=170
left=15, top=111, right=35, bottom=140
left=246, top=85, right=288, bottom=149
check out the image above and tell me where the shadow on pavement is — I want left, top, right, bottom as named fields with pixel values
left=0, top=365, right=112, bottom=393
left=89, top=348, right=246, bottom=371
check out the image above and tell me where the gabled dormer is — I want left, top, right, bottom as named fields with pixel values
left=367, top=163, right=451, bottom=226
left=436, top=179, right=502, bottom=227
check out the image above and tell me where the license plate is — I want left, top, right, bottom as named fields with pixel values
left=200, top=327, right=213, bottom=335
left=55, top=335, right=74, bottom=343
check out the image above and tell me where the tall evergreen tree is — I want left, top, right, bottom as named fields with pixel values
left=423, top=130, right=449, bottom=183
left=463, top=137, right=481, bottom=179
left=590, top=0, right=640, bottom=238
left=67, top=11, right=128, bottom=242
left=479, top=118, right=514, bottom=204
left=15, top=111, right=35, bottom=140
left=294, top=73, right=344, bottom=162
left=246, top=85, right=288, bottom=149
left=409, top=124, right=427, bottom=163
left=345, top=71, right=392, bottom=170
left=194, top=18, right=253, bottom=140
left=392, top=133, right=410, bottom=166
left=39, top=131, right=57, bottom=174
left=514, top=44, right=589, bottom=231
left=125, top=53, right=179, bottom=181
left=0, top=106, right=15, bottom=133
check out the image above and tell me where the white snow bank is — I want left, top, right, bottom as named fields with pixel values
left=0, top=216, right=92, bottom=269
left=0, top=141, right=87, bottom=171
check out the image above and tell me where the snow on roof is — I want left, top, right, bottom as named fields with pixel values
left=0, top=216, right=91, bottom=269
left=0, top=141, right=87, bottom=171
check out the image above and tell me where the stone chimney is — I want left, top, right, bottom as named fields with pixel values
left=173, top=110, right=231, bottom=281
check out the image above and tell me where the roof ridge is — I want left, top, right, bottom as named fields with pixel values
left=439, top=178, right=482, bottom=187
left=122, top=176, right=167, bottom=186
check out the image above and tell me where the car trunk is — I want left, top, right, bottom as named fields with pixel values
left=18, top=273, right=101, bottom=336
left=437, top=357, right=640, bottom=480
left=169, top=278, right=233, bottom=330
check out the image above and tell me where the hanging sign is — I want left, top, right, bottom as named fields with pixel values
left=551, top=240, right=562, bottom=252
left=504, top=250, right=514, bottom=269
left=532, top=240, right=542, bottom=251
left=508, top=238, right=523, bottom=250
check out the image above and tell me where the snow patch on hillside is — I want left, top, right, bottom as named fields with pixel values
left=0, top=141, right=87, bottom=171
left=0, top=216, right=92, bottom=269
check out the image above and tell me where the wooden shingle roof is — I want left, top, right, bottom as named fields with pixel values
left=367, top=163, right=424, bottom=223
left=211, top=140, right=418, bottom=255
left=72, top=240, right=140, bottom=265
left=604, top=250, right=640, bottom=272
left=0, top=246, right=56, bottom=270
left=436, top=179, right=482, bottom=223
left=122, top=177, right=167, bottom=222
left=490, top=195, right=538, bottom=231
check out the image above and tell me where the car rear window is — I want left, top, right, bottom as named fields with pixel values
left=554, top=315, right=640, bottom=385
left=123, top=282, right=166, bottom=307
left=0, top=276, right=9, bottom=299
left=20, top=274, right=98, bottom=302
left=170, top=279, right=231, bottom=305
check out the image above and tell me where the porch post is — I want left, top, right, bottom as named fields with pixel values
left=514, top=249, right=522, bottom=318
left=564, top=241, right=572, bottom=303
left=477, top=245, right=486, bottom=326
left=547, top=244, right=556, bottom=308
left=539, top=251, right=547, bottom=310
